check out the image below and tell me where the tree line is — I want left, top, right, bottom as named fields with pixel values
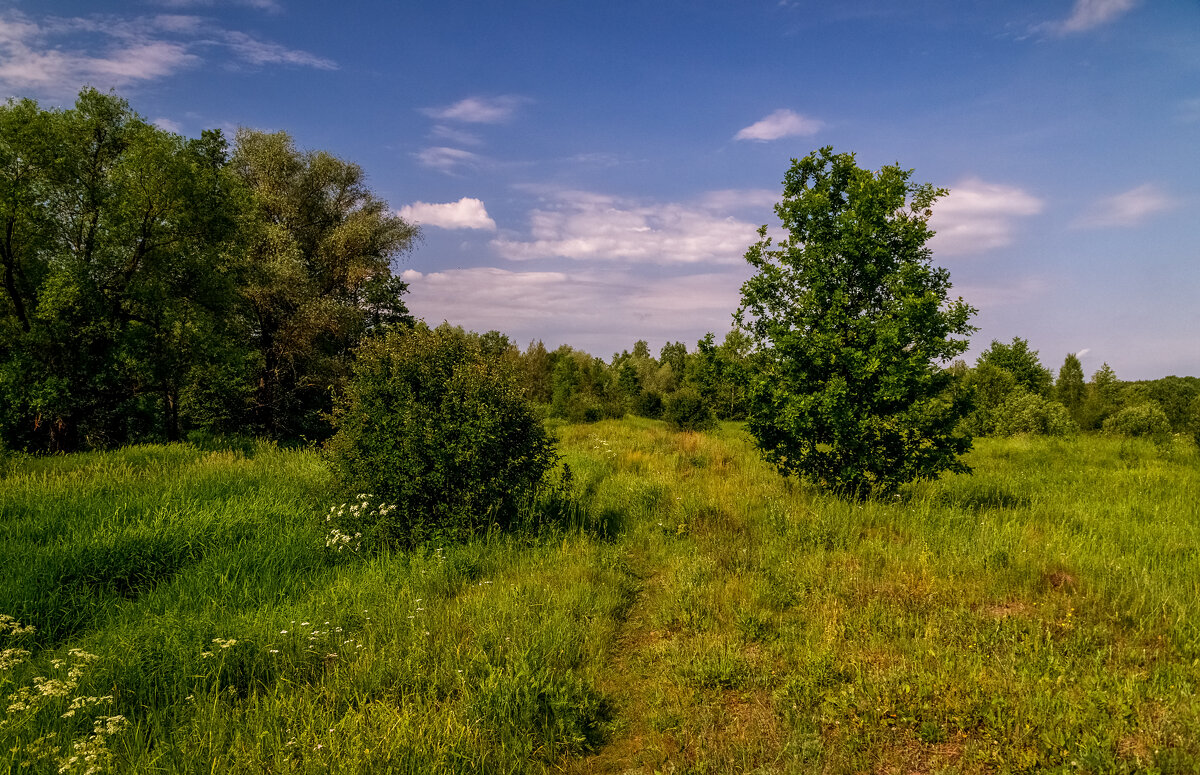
left=0, top=90, right=416, bottom=452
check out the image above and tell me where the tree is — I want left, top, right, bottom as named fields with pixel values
left=1055, top=353, right=1086, bottom=420
left=737, top=147, right=976, bottom=497
left=1078, top=362, right=1119, bottom=430
left=0, top=90, right=242, bottom=450
left=976, top=338, right=1052, bottom=397
left=231, top=129, right=417, bottom=440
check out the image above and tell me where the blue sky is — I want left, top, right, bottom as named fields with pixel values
left=2, top=0, right=1197, bottom=379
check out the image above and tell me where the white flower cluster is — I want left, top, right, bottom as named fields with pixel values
left=324, top=493, right=399, bottom=552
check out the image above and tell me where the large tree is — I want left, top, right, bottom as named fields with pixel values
left=737, top=147, right=976, bottom=496
left=231, top=130, right=418, bottom=440
left=0, top=90, right=242, bottom=450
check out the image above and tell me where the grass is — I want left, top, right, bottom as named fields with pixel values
left=1, top=422, right=1198, bottom=773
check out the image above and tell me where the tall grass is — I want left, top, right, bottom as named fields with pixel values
left=2, top=425, right=1198, bottom=773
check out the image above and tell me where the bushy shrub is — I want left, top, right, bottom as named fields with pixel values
left=1103, top=401, right=1171, bottom=441
left=663, top=388, right=716, bottom=432
left=325, top=325, right=558, bottom=546
left=632, top=390, right=664, bottom=419
left=1190, top=395, right=1200, bottom=449
left=993, top=389, right=1077, bottom=437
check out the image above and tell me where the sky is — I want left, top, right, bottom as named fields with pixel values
left=2, top=0, right=1197, bottom=379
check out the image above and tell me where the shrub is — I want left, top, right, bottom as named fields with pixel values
left=632, top=390, right=664, bottom=419
left=325, top=325, right=558, bottom=546
left=1103, top=401, right=1171, bottom=442
left=993, top=389, right=1078, bottom=437
left=663, top=388, right=716, bottom=432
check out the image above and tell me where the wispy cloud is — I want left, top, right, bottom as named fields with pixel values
left=1043, top=0, right=1139, bottom=34
left=397, top=198, right=496, bottom=231
left=420, top=95, right=529, bottom=124
left=1073, top=184, right=1175, bottom=228
left=0, top=9, right=333, bottom=98
left=220, top=30, right=336, bottom=69
left=734, top=109, right=822, bottom=142
left=150, top=0, right=283, bottom=11
left=430, top=124, right=483, bottom=146
left=928, top=178, right=1043, bottom=255
left=414, top=146, right=486, bottom=174
left=152, top=116, right=183, bottom=133
left=492, top=190, right=761, bottom=265
left=401, top=266, right=748, bottom=355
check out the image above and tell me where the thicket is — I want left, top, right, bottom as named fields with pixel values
left=0, top=90, right=415, bottom=452
left=325, top=325, right=558, bottom=547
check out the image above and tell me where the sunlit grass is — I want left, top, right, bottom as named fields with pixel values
left=1, top=425, right=1198, bottom=772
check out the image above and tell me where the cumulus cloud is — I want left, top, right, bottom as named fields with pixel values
left=397, top=198, right=496, bottom=231
left=0, top=9, right=333, bottom=97
left=928, top=178, right=1044, bottom=255
left=1072, top=184, right=1176, bottom=228
left=420, top=95, right=529, bottom=124
left=1045, top=0, right=1139, bottom=34
left=734, top=109, right=823, bottom=142
left=400, top=266, right=748, bottom=355
left=492, top=190, right=762, bottom=265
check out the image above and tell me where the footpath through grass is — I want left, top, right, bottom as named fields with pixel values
left=1, top=423, right=1198, bottom=773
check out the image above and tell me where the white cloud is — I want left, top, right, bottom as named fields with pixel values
left=492, top=190, right=762, bottom=265
left=152, top=116, right=183, bottom=133
left=414, top=146, right=485, bottom=173
left=734, top=109, right=823, bottom=142
left=0, top=9, right=332, bottom=98
left=1047, top=0, right=1138, bottom=34
left=152, top=0, right=282, bottom=10
left=420, top=95, right=529, bottom=124
left=400, top=266, right=748, bottom=354
left=1073, top=184, right=1175, bottom=228
left=697, top=189, right=779, bottom=212
left=220, top=31, right=336, bottom=69
left=397, top=198, right=496, bottom=231
left=430, top=124, right=483, bottom=146
left=1076, top=347, right=1092, bottom=358
left=928, top=178, right=1044, bottom=255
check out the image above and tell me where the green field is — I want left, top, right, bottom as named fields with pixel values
left=2, top=421, right=1198, bottom=773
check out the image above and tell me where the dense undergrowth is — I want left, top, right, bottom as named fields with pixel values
left=1, top=423, right=1198, bottom=773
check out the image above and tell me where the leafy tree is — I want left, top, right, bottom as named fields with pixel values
left=231, top=129, right=417, bottom=440
left=976, top=338, right=1052, bottom=397
left=1055, top=353, right=1086, bottom=419
left=737, top=147, right=975, bottom=496
left=0, top=90, right=242, bottom=450
left=325, top=324, right=557, bottom=546
left=1078, top=362, right=1119, bottom=430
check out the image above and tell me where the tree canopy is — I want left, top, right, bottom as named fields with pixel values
left=737, top=147, right=976, bottom=496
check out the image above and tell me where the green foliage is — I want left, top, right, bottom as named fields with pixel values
left=993, top=389, right=1078, bottom=437
left=1102, top=401, right=1171, bottom=442
left=1190, top=394, right=1200, bottom=448
left=1055, top=353, right=1086, bottom=417
left=737, top=147, right=976, bottom=496
left=976, top=337, right=1053, bottom=397
left=1078, top=362, right=1120, bottom=430
left=662, top=387, right=716, bottom=432
left=231, top=129, right=417, bottom=441
left=325, top=325, right=558, bottom=546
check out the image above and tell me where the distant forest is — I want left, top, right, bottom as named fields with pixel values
left=2, top=90, right=1197, bottom=453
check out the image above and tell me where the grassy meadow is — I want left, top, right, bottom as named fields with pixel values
left=1, top=421, right=1199, bottom=773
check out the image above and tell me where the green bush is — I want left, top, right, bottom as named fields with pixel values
left=632, top=390, right=664, bottom=419
left=993, top=389, right=1078, bottom=437
left=1103, top=401, right=1171, bottom=441
left=663, top=388, right=716, bottom=432
left=325, top=325, right=558, bottom=546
